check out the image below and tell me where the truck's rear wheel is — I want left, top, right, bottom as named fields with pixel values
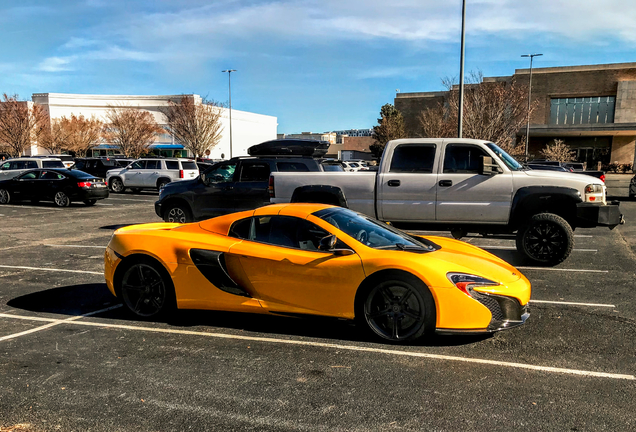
left=516, top=213, right=573, bottom=266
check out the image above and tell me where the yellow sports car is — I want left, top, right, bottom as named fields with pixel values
left=105, top=204, right=530, bottom=343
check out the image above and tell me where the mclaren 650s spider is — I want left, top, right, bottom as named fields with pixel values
left=104, top=204, right=531, bottom=343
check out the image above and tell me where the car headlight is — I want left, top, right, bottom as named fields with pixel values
left=584, top=183, right=605, bottom=203
left=447, top=273, right=500, bottom=297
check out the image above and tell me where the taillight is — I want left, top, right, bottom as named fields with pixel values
left=447, top=273, right=499, bottom=297
left=268, top=176, right=275, bottom=198
left=77, top=182, right=92, bottom=188
left=600, top=174, right=605, bottom=183
left=179, top=170, right=184, bottom=179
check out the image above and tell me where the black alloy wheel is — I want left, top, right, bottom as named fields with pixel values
left=54, top=191, right=71, bottom=207
left=83, top=199, right=97, bottom=206
left=120, top=261, right=174, bottom=318
left=165, top=204, right=192, bottom=223
left=110, top=178, right=125, bottom=193
left=516, top=213, right=574, bottom=266
left=0, top=189, right=10, bottom=204
left=362, top=276, right=434, bottom=342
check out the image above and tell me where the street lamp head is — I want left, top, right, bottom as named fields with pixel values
left=221, top=69, right=237, bottom=73
left=521, top=53, right=543, bottom=58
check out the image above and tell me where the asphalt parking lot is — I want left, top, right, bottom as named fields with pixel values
left=1, top=192, right=635, bottom=431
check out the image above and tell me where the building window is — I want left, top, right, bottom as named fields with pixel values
left=550, top=96, right=615, bottom=125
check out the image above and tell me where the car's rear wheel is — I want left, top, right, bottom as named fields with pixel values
left=0, top=189, right=10, bottom=204
left=516, top=213, right=573, bottom=266
left=157, top=179, right=170, bottom=191
left=54, top=191, right=71, bottom=207
left=110, top=178, right=125, bottom=193
left=83, top=199, right=97, bottom=206
left=119, top=259, right=175, bottom=318
left=164, top=203, right=192, bottom=223
left=360, top=275, right=435, bottom=343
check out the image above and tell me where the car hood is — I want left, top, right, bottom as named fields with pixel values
left=420, top=236, right=522, bottom=285
left=520, top=169, right=602, bottom=184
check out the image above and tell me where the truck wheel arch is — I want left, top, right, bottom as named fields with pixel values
left=290, top=185, right=348, bottom=208
left=509, top=186, right=581, bottom=229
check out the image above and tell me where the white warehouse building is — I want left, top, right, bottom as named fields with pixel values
left=30, top=93, right=278, bottom=159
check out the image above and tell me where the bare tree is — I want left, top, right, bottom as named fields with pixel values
left=418, top=71, right=533, bottom=157
left=540, top=139, right=576, bottom=162
left=162, top=96, right=224, bottom=158
left=103, top=105, right=164, bottom=158
left=370, top=103, right=406, bottom=158
left=0, top=94, right=47, bottom=157
left=37, top=117, right=70, bottom=155
left=59, top=114, right=104, bottom=157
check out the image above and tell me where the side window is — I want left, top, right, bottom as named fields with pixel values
left=146, top=160, right=160, bottom=169
left=277, top=162, right=310, bottom=172
left=13, top=161, right=26, bottom=170
left=1, top=162, right=9, bottom=170
left=131, top=161, right=145, bottom=170
left=229, top=217, right=253, bottom=239
left=239, top=163, right=271, bottom=182
left=443, top=145, right=489, bottom=173
left=19, top=171, right=39, bottom=180
left=389, top=144, right=436, bottom=173
left=165, top=161, right=179, bottom=170
left=75, top=161, right=86, bottom=170
left=206, top=163, right=237, bottom=183
left=26, top=161, right=38, bottom=169
left=41, top=171, right=65, bottom=180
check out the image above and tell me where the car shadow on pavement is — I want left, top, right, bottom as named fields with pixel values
left=99, top=224, right=143, bottom=230
left=6, top=283, right=491, bottom=348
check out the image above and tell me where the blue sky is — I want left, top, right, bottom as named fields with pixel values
left=1, top=0, right=635, bottom=133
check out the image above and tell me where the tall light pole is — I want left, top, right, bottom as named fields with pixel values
left=458, top=0, right=467, bottom=138
left=521, top=54, right=542, bottom=160
left=222, top=69, right=237, bottom=159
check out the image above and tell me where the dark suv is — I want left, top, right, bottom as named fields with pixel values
left=155, top=156, right=323, bottom=223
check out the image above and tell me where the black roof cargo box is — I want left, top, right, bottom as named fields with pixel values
left=247, top=139, right=329, bottom=158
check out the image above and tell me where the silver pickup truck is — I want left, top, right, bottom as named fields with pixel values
left=269, top=138, right=624, bottom=265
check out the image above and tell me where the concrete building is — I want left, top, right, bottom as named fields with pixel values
left=395, top=62, right=636, bottom=167
left=30, top=93, right=278, bottom=159
left=326, top=136, right=374, bottom=160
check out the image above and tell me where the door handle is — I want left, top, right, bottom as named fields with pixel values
left=224, top=186, right=234, bottom=191
left=387, top=180, right=401, bottom=187
left=438, top=180, right=452, bottom=187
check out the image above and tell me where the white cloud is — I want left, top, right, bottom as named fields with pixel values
left=37, top=56, right=76, bottom=72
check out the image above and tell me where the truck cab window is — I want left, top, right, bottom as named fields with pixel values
left=389, top=144, right=436, bottom=173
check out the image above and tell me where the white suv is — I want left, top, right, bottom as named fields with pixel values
left=0, top=158, right=66, bottom=180
left=106, top=158, right=199, bottom=193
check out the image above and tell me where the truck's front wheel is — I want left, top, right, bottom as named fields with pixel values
left=516, top=213, right=574, bottom=266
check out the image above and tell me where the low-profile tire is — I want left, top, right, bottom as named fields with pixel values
left=164, top=203, right=192, bottom=223
left=357, top=274, right=435, bottom=343
left=516, top=213, right=574, bottom=266
left=54, top=191, right=71, bottom=207
left=110, top=177, right=126, bottom=193
left=157, top=179, right=170, bottom=191
left=116, top=257, right=176, bottom=319
left=83, top=199, right=97, bottom=206
left=0, top=189, right=10, bottom=204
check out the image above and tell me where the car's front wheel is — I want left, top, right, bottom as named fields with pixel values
left=118, top=258, right=176, bottom=318
left=0, top=189, right=11, bottom=204
left=54, top=191, right=71, bottom=207
left=516, top=213, right=574, bottom=266
left=359, top=274, right=435, bottom=343
left=110, top=177, right=126, bottom=193
left=164, top=203, right=192, bottom=223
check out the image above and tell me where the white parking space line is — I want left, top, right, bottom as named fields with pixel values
left=517, top=267, right=609, bottom=273
left=0, top=313, right=632, bottom=380
left=105, top=197, right=157, bottom=202
left=530, top=300, right=616, bottom=308
left=44, top=244, right=106, bottom=249
left=574, top=235, right=594, bottom=238
left=0, top=305, right=121, bottom=342
left=0, top=204, right=65, bottom=211
left=473, top=245, right=597, bottom=252
left=0, top=265, right=102, bottom=275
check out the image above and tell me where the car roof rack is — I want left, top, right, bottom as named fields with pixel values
left=247, top=139, right=329, bottom=158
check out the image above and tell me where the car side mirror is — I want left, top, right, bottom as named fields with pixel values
left=479, top=156, right=501, bottom=176
left=332, top=248, right=355, bottom=256
left=318, top=234, right=337, bottom=251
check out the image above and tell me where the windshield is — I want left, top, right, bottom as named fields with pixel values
left=313, top=207, right=438, bottom=252
left=42, top=160, right=65, bottom=168
left=486, top=143, right=523, bottom=171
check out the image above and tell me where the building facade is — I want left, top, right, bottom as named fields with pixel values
left=30, top=93, right=278, bottom=159
left=395, top=62, right=636, bottom=167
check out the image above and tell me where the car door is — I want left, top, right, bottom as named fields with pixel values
left=124, top=161, right=145, bottom=187
left=377, top=143, right=439, bottom=222
left=141, top=160, right=161, bottom=187
left=192, top=161, right=238, bottom=218
left=40, top=170, right=68, bottom=200
left=435, top=143, right=513, bottom=223
left=12, top=170, right=41, bottom=200
left=232, top=161, right=271, bottom=212
left=227, top=215, right=365, bottom=317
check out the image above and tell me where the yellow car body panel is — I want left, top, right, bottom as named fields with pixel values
left=105, top=203, right=531, bottom=333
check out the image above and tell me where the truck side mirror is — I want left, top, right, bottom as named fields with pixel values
left=479, top=156, right=501, bottom=176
